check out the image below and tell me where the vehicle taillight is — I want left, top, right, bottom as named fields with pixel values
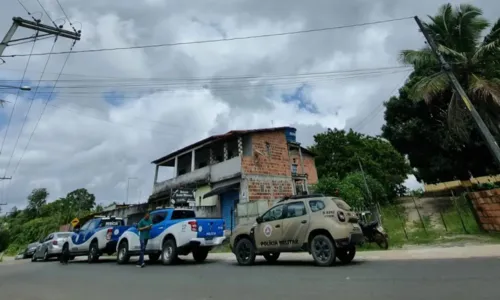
left=106, top=228, right=113, bottom=240
left=188, top=221, right=197, bottom=232
left=52, top=240, right=58, bottom=245
left=337, top=211, right=346, bottom=222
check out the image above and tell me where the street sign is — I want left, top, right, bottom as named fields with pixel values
left=71, top=218, right=79, bottom=227
left=171, top=189, right=195, bottom=205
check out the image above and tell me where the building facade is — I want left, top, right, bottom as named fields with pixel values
left=148, top=127, right=318, bottom=229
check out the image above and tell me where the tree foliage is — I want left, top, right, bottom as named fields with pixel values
left=310, top=128, right=410, bottom=199
left=0, top=187, right=99, bottom=254
left=382, top=3, right=500, bottom=183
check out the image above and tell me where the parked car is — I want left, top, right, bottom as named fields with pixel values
left=116, top=208, right=225, bottom=265
left=32, top=232, right=72, bottom=262
left=229, top=194, right=364, bottom=267
left=14, top=242, right=40, bottom=259
left=62, top=216, right=131, bottom=263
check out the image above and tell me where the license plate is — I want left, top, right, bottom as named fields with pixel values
left=205, top=239, right=213, bottom=245
left=205, top=236, right=214, bottom=241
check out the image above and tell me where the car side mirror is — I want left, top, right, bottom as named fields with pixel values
left=256, top=216, right=263, bottom=224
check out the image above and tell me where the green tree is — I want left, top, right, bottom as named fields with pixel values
left=26, top=188, right=49, bottom=218
left=400, top=3, right=500, bottom=137
left=65, top=188, right=96, bottom=216
left=310, top=128, right=410, bottom=198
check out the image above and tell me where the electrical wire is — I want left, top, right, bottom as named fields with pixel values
left=3, top=42, right=76, bottom=201
left=0, top=32, right=39, bottom=158
left=1, top=39, right=58, bottom=179
left=36, top=0, right=57, bottom=27
left=56, top=0, right=77, bottom=32
left=0, top=16, right=413, bottom=58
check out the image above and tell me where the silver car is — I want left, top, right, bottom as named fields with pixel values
left=32, top=232, right=72, bottom=262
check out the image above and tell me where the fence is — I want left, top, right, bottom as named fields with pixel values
left=369, top=192, right=482, bottom=247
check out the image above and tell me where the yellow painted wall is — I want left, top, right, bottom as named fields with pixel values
left=195, top=185, right=218, bottom=206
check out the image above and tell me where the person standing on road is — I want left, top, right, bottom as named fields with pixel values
left=137, top=212, right=153, bottom=268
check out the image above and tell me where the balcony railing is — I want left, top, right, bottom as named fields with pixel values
left=153, top=156, right=242, bottom=194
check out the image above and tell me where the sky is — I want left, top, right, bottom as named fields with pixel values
left=0, top=0, right=497, bottom=212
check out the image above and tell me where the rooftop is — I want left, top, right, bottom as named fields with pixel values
left=151, top=126, right=314, bottom=165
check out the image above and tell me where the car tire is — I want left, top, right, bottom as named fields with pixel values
left=148, top=253, right=160, bottom=263
left=88, top=242, right=99, bottom=263
left=234, top=238, right=256, bottom=266
left=117, top=241, right=130, bottom=265
left=336, top=246, right=356, bottom=264
left=43, top=250, right=49, bottom=262
left=262, top=252, right=280, bottom=263
left=310, top=234, right=336, bottom=267
left=31, top=254, right=37, bottom=262
left=192, top=248, right=209, bottom=263
left=161, top=238, right=178, bottom=265
left=70, top=256, right=75, bottom=261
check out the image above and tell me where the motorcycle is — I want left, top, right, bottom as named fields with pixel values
left=357, top=211, right=389, bottom=250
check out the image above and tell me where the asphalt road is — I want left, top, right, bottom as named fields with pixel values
left=1, top=256, right=499, bottom=300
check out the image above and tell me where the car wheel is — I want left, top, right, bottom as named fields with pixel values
left=88, top=242, right=99, bottom=263
left=148, top=253, right=160, bottom=263
left=31, top=254, right=37, bottom=262
left=43, top=250, right=49, bottom=262
left=161, top=238, right=178, bottom=265
left=70, top=256, right=75, bottom=260
left=262, top=252, right=280, bottom=263
left=310, top=234, right=336, bottom=267
left=117, top=241, right=130, bottom=265
left=192, top=248, right=209, bottom=263
left=234, top=238, right=256, bottom=266
left=336, top=246, right=356, bottom=264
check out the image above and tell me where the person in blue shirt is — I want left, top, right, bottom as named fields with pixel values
left=137, top=212, right=153, bottom=268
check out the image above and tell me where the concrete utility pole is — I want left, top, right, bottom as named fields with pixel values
left=414, top=16, right=500, bottom=167
left=0, top=16, right=81, bottom=57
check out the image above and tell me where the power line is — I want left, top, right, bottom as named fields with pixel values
left=0, top=16, right=413, bottom=58
left=2, top=39, right=58, bottom=178
left=35, top=0, right=57, bottom=27
left=55, top=0, right=77, bottom=33
left=0, top=31, right=39, bottom=157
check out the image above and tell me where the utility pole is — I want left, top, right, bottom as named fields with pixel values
left=357, top=156, right=373, bottom=203
left=0, top=16, right=80, bottom=57
left=414, top=16, right=500, bottom=167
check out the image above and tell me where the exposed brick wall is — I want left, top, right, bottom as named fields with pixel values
left=469, top=189, right=500, bottom=232
left=289, top=151, right=318, bottom=185
left=241, top=131, right=291, bottom=177
left=247, top=177, right=293, bottom=202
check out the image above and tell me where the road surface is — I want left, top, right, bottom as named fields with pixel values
left=1, top=256, right=499, bottom=300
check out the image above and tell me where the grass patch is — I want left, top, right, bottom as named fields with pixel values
left=211, top=241, right=231, bottom=253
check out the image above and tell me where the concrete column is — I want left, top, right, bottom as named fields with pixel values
left=223, top=142, right=228, bottom=161
left=191, top=149, right=196, bottom=171
left=174, top=156, right=178, bottom=177
left=209, top=148, right=215, bottom=165
left=153, top=165, right=159, bottom=186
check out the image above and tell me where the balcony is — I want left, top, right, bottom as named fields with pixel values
left=153, top=156, right=242, bottom=195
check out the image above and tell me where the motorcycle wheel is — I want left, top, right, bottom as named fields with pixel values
left=374, top=232, right=389, bottom=250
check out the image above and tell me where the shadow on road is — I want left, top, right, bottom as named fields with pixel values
left=68, top=257, right=218, bottom=267
left=228, top=259, right=366, bottom=268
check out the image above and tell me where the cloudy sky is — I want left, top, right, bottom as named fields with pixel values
left=0, top=0, right=496, bottom=212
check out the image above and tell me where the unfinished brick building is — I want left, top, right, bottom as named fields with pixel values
left=148, top=126, right=318, bottom=229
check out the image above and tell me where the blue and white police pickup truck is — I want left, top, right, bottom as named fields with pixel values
left=62, top=216, right=131, bottom=263
left=116, top=208, right=225, bottom=265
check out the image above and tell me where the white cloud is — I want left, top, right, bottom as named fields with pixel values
left=0, top=0, right=497, bottom=212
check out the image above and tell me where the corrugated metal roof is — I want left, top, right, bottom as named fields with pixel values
left=151, top=126, right=295, bottom=164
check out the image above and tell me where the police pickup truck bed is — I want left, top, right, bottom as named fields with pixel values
left=63, top=216, right=130, bottom=263
left=116, top=208, right=225, bottom=265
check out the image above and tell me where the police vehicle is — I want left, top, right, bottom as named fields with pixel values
left=62, top=216, right=131, bottom=263
left=116, top=208, right=225, bottom=265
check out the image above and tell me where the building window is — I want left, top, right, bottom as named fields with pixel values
left=265, top=142, right=271, bottom=156
left=291, top=164, right=298, bottom=175
left=260, top=184, right=265, bottom=193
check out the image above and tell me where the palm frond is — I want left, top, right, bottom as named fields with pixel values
left=474, top=18, right=500, bottom=63
left=409, top=71, right=449, bottom=104
left=468, top=74, right=500, bottom=106
left=437, top=44, right=468, bottom=63
left=399, top=49, right=438, bottom=69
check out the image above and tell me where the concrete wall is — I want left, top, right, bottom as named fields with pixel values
left=194, top=185, right=217, bottom=206
left=469, top=189, right=500, bottom=232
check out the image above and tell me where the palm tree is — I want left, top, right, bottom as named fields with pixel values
left=400, top=3, right=500, bottom=137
